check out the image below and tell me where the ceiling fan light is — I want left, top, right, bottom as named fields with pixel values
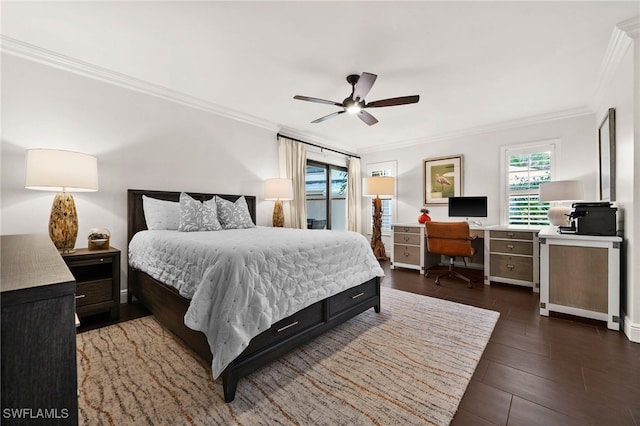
left=346, top=105, right=361, bottom=114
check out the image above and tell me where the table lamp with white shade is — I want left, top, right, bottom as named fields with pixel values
left=264, top=178, right=293, bottom=227
left=538, top=180, right=583, bottom=226
left=25, top=149, right=99, bottom=252
left=363, top=176, right=395, bottom=260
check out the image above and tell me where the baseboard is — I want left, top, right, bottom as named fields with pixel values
left=623, top=312, right=640, bottom=343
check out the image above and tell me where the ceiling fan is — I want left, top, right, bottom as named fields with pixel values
left=293, top=72, right=420, bottom=126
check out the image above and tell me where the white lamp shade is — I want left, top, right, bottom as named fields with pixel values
left=363, top=176, right=395, bottom=197
left=538, top=180, right=583, bottom=202
left=264, top=178, right=293, bottom=201
left=25, top=149, right=98, bottom=192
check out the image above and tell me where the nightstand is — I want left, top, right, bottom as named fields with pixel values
left=61, top=247, right=121, bottom=321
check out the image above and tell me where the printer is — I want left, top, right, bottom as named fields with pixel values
left=566, top=202, right=617, bottom=236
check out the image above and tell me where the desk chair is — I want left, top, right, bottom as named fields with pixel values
left=425, top=221, right=477, bottom=288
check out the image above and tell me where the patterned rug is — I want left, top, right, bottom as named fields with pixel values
left=76, top=287, right=499, bottom=425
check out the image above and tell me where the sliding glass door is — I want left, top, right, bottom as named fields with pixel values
left=305, top=161, right=347, bottom=230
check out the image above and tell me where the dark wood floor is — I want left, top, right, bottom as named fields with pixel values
left=79, top=262, right=639, bottom=425
left=382, top=261, right=640, bottom=426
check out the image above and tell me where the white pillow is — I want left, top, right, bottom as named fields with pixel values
left=142, top=195, right=180, bottom=230
left=178, top=192, right=222, bottom=232
left=215, top=196, right=255, bottom=229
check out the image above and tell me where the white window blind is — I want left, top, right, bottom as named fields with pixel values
left=505, top=142, right=555, bottom=226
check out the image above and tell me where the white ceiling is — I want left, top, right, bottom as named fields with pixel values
left=2, top=1, right=638, bottom=154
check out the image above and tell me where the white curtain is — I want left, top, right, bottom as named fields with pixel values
left=278, top=136, right=307, bottom=229
left=347, top=157, right=362, bottom=233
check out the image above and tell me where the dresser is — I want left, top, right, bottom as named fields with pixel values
left=62, top=247, right=121, bottom=321
left=1, top=234, right=78, bottom=425
left=391, top=223, right=426, bottom=272
left=487, top=226, right=540, bottom=291
left=539, top=227, right=621, bottom=330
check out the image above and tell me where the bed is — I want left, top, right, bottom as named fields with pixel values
left=126, top=189, right=383, bottom=402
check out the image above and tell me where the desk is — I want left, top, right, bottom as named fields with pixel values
left=539, top=227, right=621, bottom=330
left=420, top=224, right=541, bottom=291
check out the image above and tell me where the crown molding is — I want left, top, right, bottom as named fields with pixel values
left=358, top=106, right=592, bottom=154
left=589, top=16, right=640, bottom=111
left=617, top=15, right=640, bottom=39
left=0, top=35, right=278, bottom=132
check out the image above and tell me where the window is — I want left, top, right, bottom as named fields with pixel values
left=366, top=161, right=397, bottom=233
left=503, top=142, right=556, bottom=225
left=305, top=160, right=347, bottom=230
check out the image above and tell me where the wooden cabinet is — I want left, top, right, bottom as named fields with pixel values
left=539, top=227, right=621, bottom=330
left=391, top=224, right=425, bottom=272
left=62, top=247, right=120, bottom=321
left=1, top=234, right=78, bottom=425
left=487, top=227, right=540, bottom=291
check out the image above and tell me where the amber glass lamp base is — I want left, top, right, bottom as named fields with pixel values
left=49, top=192, right=78, bottom=253
left=272, top=200, right=284, bottom=227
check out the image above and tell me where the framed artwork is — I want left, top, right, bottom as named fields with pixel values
left=598, top=108, right=616, bottom=201
left=423, top=155, right=463, bottom=205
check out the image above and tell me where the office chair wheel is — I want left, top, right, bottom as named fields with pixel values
left=434, top=278, right=440, bottom=286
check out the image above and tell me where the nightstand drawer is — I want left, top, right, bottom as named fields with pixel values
left=62, top=247, right=121, bottom=321
left=393, top=244, right=421, bottom=265
left=490, top=240, right=533, bottom=255
left=490, top=254, right=533, bottom=281
left=76, top=279, right=113, bottom=307
left=393, top=233, right=421, bottom=245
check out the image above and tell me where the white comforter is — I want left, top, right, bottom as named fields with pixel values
left=128, top=227, right=384, bottom=377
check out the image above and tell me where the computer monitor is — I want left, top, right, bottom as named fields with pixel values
left=448, top=196, right=488, bottom=224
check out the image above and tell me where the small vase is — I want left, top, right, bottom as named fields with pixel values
left=418, top=213, right=431, bottom=224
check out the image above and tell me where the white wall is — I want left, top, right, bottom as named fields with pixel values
left=1, top=54, right=280, bottom=293
left=594, top=24, right=639, bottom=342
left=359, top=113, right=597, bottom=249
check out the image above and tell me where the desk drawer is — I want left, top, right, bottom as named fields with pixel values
left=393, top=233, right=421, bottom=245
left=329, top=281, right=378, bottom=317
left=490, top=254, right=533, bottom=281
left=393, top=226, right=421, bottom=234
left=490, top=240, right=533, bottom=255
left=75, top=279, right=112, bottom=307
left=393, top=244, right=421, bottom=265
left=490, top=230, right=534, bottom=241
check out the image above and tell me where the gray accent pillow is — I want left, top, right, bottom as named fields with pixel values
left=215, top=196, right=255, bottom=229
left=178, top=192, right=222, bottom=232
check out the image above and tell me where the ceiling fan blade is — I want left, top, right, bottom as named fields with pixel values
left=366, top=95, right=420, bottom=108
left=352, top=72, right=377, bottom=101
left=358, top=110, right=379, bottom=126
left=294, top=95, right=343, bottom=107
left=311, top=110, right=345, bottom=124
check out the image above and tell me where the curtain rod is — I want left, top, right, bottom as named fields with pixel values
left=276, top=133, right=360, bottom=159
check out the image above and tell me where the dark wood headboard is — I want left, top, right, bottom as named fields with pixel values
left=127, top=189, right=257, bottom=244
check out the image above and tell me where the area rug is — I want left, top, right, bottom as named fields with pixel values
left=76, top=287, right=499, bottom=425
